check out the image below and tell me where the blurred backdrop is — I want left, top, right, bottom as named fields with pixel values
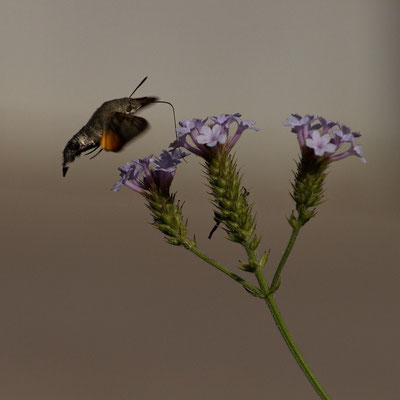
left=1, top=0, right=399, bottom=399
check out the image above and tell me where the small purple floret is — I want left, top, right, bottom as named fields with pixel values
left=283, top=114, right=314, bottom=130
left=111, top=162, right=143, bottom=192
left=176, top=119, right=203, bottom=137
left=305, top=131, right=337, bottom=156
left=153, top=149, right=189, bottom=172
left=197, top=124, right=228, bottom=147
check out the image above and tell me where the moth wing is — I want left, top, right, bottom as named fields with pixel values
left=100, top=112, right=149, bottom=152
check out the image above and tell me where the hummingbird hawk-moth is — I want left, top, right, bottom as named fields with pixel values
left=62, top=77, right=158, bottom=177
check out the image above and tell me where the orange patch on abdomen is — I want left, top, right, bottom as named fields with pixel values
left=100, top=131, right=122, bottom=152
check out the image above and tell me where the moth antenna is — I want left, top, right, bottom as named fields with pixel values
left=129, top=76, right=148, bottom=98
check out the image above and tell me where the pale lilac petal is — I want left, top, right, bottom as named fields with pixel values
left=320, top=133, right=332, bottom=146
left=353, top=145, right=367, bottom=163
left=210, top=114, right=230, bottom=125
left=217, top=132, right=228, bottom=144
left=324, top=143, right=337, bottom=154
left=196, top=125, right=212, bottom=144
left=283, top=115, right=302, bottom=128
left=242, top=120, right=259, bottom=131
left=176, top=118, right=202, bottom=137
left=312, top=130, right=321, bottom=141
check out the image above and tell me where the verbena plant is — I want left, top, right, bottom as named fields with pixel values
left=112, top=113, right=365, bottom=399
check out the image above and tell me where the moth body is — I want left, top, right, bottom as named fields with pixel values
left=62, top=96, right=157, bottom=176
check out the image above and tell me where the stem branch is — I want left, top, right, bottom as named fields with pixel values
left=271, top=225, right=301, bottom=289
left=186, top=245, right=263, bottom=297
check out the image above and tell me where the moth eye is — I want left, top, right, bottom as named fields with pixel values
left=126, top=104, right=133, bottom=113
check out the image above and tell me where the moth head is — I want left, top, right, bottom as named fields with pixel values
left=115, top=98, right=140, bottom=114
left=62, top=137, right=81, bottom=177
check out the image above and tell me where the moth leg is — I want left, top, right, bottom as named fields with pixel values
left=89, top=148, right=103, bottom=159
left=208, top=220, right=221, bottom=240
left=84, top=145, right=100, bottom=156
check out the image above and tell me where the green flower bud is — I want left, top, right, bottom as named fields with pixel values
left=146, top=189, right=195, bottom=247
left=205, top=150, right=259, bottom=249
left=291, top=149, right=329, bottom=226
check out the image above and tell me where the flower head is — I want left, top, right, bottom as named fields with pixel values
left=283, top=114, right=366, bottom=163
left=111, top=149, right=188, bottom=195
left=170, top=113, right=259, bottom=160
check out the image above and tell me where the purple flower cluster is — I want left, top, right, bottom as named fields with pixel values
left=170, top=114, right=258, bottom=159
left=283, top=114, right=366, bottom=163
left=111, top=149, right=188, bottom=194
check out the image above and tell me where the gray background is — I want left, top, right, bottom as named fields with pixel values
left=1, top=0, right=399, bottom=398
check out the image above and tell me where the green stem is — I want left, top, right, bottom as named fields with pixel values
left=271, top=225, right=301, bottom=289
left=186, top=245, right=263, bottom=297
left=254, top=268, right=331, bottom=400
